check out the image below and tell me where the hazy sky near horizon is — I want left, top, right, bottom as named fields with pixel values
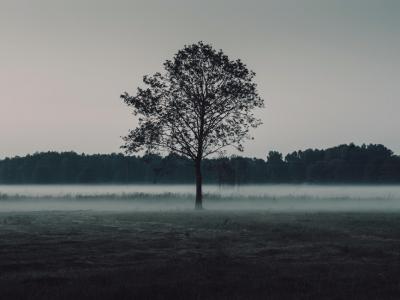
left=1, top=0, right=399, bottom=159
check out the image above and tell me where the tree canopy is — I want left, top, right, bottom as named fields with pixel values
left=121, top=42, right=263, bottom=159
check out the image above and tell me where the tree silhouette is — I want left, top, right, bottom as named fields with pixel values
left=121, top=42, right=264, bottom=209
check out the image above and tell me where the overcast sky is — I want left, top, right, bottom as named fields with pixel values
left=1, top=0, right=399, bottom=159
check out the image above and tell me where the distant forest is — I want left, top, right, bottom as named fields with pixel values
left=1, top=143, right=400, bottom=184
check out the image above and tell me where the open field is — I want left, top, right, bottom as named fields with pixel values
left=1, top=209, right=400, bottom=299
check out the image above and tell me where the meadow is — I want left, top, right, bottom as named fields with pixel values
left=1, top=185, right=400, bottom=299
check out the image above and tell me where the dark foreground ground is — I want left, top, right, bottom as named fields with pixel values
left=1, top=210, right=400, bottom=299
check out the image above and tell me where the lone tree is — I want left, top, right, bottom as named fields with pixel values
left=121, top=42, right=264, bottom=209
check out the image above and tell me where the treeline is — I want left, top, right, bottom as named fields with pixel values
left=0, top=152, right=266, bottom=184
left=0, top=143, right=400, bottom=184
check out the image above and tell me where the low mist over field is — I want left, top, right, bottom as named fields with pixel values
left=2, top=184, right=400, bottom=212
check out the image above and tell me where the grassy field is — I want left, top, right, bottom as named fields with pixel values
left=1, top=210, right=400, bottom=299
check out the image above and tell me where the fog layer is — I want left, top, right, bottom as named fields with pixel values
left=1, top=184, right=400, bottom=212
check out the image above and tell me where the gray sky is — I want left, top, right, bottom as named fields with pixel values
left=1, top=0, right=399, bottom=159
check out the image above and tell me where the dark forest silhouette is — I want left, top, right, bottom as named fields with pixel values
left=1, top=143, right=400, bottom=184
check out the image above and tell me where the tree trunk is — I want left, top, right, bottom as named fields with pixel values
left=195, top=159, right=203, bottom=210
